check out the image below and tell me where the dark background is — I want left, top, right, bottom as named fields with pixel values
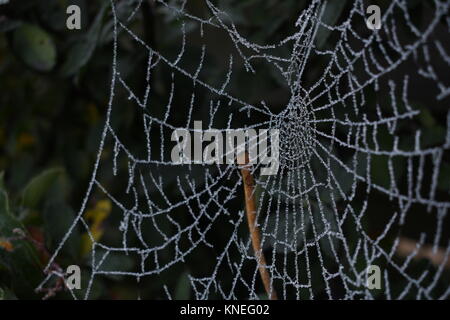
left=0, top=0, right=449, bottom=299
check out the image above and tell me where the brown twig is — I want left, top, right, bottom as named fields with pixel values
left=396, top=237, right=450, bottom=269
left=239, top=152, right=278, bottom=300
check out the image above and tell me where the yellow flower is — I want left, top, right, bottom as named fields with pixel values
left=0, top=128, right=5, bottom=146
left=0, top=239, right=14, bottom=252
left=17, top=132, right=35, bottom=149
left=80, top=199, right=112, bottom=257
left=86, top=103, right=100, bottom=125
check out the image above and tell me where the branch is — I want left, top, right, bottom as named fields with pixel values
left=396, top=237, right=450, bottom=269
left=239, top=152, right=278, bottom=300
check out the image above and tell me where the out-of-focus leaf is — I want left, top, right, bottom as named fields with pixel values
left=415, top=105, right=445, bottom=147
left=370, top=129, right=406, bottom=189
left=0, top=287, right=17, bottom=300
left=418, top=108, right=436, bottom=128
left=12, top=23, right=57, bottom=71
left=78, top=269, right=105, bottom=300
left=0, top=171, right=4, bottom=190
left=316, top=151, right=367, bottom=203
left=92, top=249, right=134, bottom=281
left=315, top=0, right=347, bottom=49
left=421, top=126, right=446, bottom=148
left=8, top=155, right=34, bottom=192
left=174, top=271, right=191, bottom=300
left=43, top=201, right=80, bottom=260
left=0, top=190, right=42, bottom=298
left=438, top=163, right=450, bottom=192
left=0, top=190, right=19, bottom=236
left=60, top=3, right=107, bottom=76
left=21, top=167, right=64, bottom=209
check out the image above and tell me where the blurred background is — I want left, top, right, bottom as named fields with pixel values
left=0, top=0, right=449, bottom=300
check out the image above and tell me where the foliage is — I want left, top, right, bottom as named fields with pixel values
left=0, top=0, right=448, bottom=299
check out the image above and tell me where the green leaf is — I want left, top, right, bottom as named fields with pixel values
left=0, top=190, right=19, bottom=236
left=60, top=3, right=107, bottom=76
left=421, top=126, right=446, bottom=148
left=21, top=167, right=64, bottom=209
left=438, top=163, right=450, bottom=192
left=0, top=287, right=17, bottom=300
left=43, top=201, right=80, bottom=260
left=0, top=190, right=42, bottom=298
left=92, top=249, right=135, bottom=281
left=315, top=151, right=367, bottom=203
left=12, top=23, right=57, bottom=72
left=174, top=271, right=191, bottom=300
left=371, top=155, right=405, bottom=190
left=77, top=269, right=105, bottom=300
left=315, top=0, right=347, bottom=49
left=0, top=171, right=5, bottom=190
left=418, top=108, right=436, bottom=128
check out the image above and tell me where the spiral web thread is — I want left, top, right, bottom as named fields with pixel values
left=38, top=0, right=450, bottom=299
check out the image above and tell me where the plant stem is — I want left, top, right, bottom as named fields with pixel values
left=239, top=152, right=278, bottom=300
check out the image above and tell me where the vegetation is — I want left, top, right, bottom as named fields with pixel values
left=0, top=0, right=449, bottom=300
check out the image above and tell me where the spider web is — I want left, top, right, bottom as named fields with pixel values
left=38, top=0, right=450, bottom=300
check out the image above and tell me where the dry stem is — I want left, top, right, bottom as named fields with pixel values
left=239, top=152, right=278, bottom=300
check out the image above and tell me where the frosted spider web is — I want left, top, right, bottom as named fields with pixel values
left=38, top=0, right=450, bottom=299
